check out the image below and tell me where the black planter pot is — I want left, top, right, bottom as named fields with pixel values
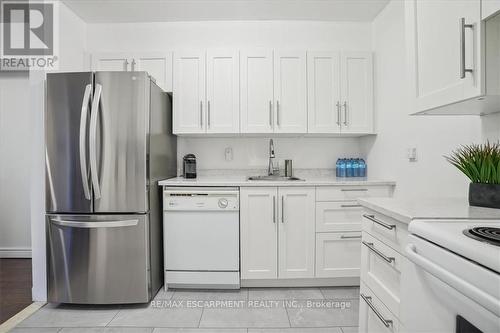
left=469, top=183, right=500, bottom=209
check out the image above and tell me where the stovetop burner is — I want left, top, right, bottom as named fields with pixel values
left=463, top=227, right=500, bottom=246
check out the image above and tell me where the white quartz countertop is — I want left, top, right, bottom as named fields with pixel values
left=158, top=175, right=396, bottom=187
left=358, top=197, right=500, bottom=224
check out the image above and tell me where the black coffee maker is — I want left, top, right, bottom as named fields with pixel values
left=183, top=154, right=197, bottom=179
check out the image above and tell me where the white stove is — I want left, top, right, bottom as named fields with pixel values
left=402, top=219, right=500, bottom=333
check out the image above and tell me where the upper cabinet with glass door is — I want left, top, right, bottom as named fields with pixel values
left=405, top=0, right=500, bottom=115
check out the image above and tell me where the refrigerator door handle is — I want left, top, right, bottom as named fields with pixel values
left=51, top=218, right=139, bottom=228
left=90, top=84, right=102, bottom=199
left=79, top=84, right=92, bottom=200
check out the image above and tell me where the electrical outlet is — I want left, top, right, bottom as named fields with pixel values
left=225, top=147, right=233, bottom=161
left=408, top=147, right=418, bottom=162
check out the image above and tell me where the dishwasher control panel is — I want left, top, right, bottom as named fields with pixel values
left=163, top=187, right=239, bottom=211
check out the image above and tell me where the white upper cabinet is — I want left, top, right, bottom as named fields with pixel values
left=274, top=50, right=307, bottom=133
left=134, top=52, right=172, bottom=92
left=307, top=51, right=342, bottom=134
left=340, top=52, right=374, bottom=134
left=92, top=53, right=132, bottom=71
left=92, top=52, right=172, bottom=92
left=173, top=51, right=206, bottom=134
left=405, top=0, right=482, bottom=114
left=206, top=49, right=240, bottom=133
left=240, top=49, right=274, bottom=133
left=483, top=0, right=500, bottom=19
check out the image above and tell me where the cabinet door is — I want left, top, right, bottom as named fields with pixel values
left=278, top=187, right=315, bottom=278
left=240, top=49, right=274, bottom=133
left=316, top=201, right=363, bottom=232
left=405, top=0, right=482, bottom=113
left=359, top=282, right=401, bottom=333
left=134, top=52, right=172, bottom=92
left=274, top=50, right=307, bottom=133
left=240, top=187, right=278, bottom=279
left=173, top=51, right=206, bottom=134
left=307, top=51, right=341, bottom=133
left=340, top=52, right=373, bottom=134
left=315, top=232, right=361, bottom=278
left=206, top=49, right=240, bottom=133
left=92, top=53, right=131, bottom=71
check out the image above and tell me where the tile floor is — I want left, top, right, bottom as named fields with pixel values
left=10, top=287, right=360, bottom=333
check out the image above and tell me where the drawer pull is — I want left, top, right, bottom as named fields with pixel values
left=361, top=293, right=393, bottom=328
left=341, top=188, right=368, bottom=192
left=340, top=204, right=362, bottom=208
left=363, top=214, right=396, bottom=230
left=341, top=235, right=362, bottom=239
left=362, top=241, right=395, bottom=263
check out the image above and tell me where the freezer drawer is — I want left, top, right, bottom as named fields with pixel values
left=47, top=214, right=150, bottom=304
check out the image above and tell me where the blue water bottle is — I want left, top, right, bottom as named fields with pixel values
left=360, top=159, right=367, bottom=177
left=336, top=159, right=341, bottom=177
left=353, top=158, right=360, bottom=177
left=339, top=159, right=347, bottom=178
left=346, top=159, right=353, bottom=177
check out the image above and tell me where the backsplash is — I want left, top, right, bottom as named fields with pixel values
left=176, top=137, right=363, bottom=175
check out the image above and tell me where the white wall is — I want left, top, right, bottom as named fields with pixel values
left=360, top=0, right=482, bottom=200
left=178, top=137, right=362, bottom=173
left=29, top=1, right=87, bottom=301
left=87, top=20, right=373, bottom=171
left=0, top=72, right=31, bottom=258
left=482, top=113, right=500, bottom=141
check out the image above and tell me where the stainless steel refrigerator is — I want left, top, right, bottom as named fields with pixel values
left=45, top=71, right=177, bottom=304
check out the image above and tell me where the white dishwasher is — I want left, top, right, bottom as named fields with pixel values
left=163, top=187, right=240, bottom=289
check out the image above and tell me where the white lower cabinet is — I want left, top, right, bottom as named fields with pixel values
left=359, top=282, right=401, bottom=333
left=315, top=232, right=361, bottom=278
left=278, top=187, right=315, bottom=278
left=240, top=187, right=278, bottom=279
left=240, top=186, right=315, bottom=280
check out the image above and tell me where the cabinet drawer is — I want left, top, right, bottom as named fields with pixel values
left=315, top=232, right=361, bottom=278
left=316, top=201, right=362, bottom=232
left=359, top=281, right=401, bottom=333
left=362, top=209, right=408, bottom=254
left=316, top=186, right=392, bottom=202
left=361, top=232, right=403, bottom=318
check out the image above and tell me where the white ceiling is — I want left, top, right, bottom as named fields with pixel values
left=62, top=0, right=390, bottom=23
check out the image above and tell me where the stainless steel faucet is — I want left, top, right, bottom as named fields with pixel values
left=268, top=139, right=279, bottom=176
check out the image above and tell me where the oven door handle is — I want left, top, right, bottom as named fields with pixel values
left=406, top=244, right=500, bottom=317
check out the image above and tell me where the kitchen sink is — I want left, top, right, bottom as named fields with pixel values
left=247, top=175, right=304, bottom=181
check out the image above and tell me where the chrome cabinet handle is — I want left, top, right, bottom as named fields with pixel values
left=341, top=188, right=368, bottom=192
left=340, top=204, right=362, bottom=208
left=273, top=195, right=276, bottom=223
left=269, top=101, right=273, bottom=127
left=89, top=83, right=102, bottom=199
left=363, top=214, right=396, bottom=230
left=200, top=101, right=203, bottom=128
left=459, top=17, right=474, bottom=79
left=360, top=293, right=393, bottom=328
left=341, top=235, right=362, bottom=239
left=79, top=84, right=92, bottom=200
left=281, top=196, right=285, bottom=223
left=131, top=59, right=136, bottom=71
left=208, top=100, right=211, bottom=128
left=124, top=59, right=129, bottom=71
left=276, top=100, right=280, bottom=126
left=52, top=218, right=138, bottom=228
left=362, top=241, right=395, bottom=263
left=336, top=101, right=341, bottom=125
left=343, top=101, right=348, bottom=125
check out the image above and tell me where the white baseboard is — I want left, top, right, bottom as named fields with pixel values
left=241, top=277, right=360, bottom=288
left=0, top=247, right=32, bottom=258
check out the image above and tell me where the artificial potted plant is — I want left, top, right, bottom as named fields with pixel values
left=445, top=142, right=500, bottom=209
